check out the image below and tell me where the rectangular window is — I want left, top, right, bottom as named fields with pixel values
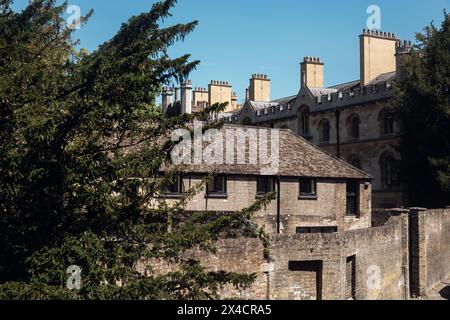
left=257, top=177, right=275, bottom=196
left=346, top=181, right=359, bottom=216
left=296, top=227, right=338, bottom=234
left=163, top=174, right=184, bottom=195
left=299, top=178, right=317, bottom=198
left=206, top=176, right=227, bottom=197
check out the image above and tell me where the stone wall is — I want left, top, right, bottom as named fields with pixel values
left=268, top=218, right=406, bottom=300
left=424, top=209, right=450, bottom=292
left=372, top=208, right=407, bottom=227
left=409, top=208, right=450, bottom=296
left=175, top=217, right=407, bottom=300
left=178, top=175, right=371, bottom=233
left=149, top=207, right=450, bottom=300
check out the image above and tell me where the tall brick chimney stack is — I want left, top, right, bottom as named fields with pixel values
left=300, top=57, right=324, bottom=89
left=360, top=29, right=398, bottom=85
left=249, top=74, right=271, bottom=102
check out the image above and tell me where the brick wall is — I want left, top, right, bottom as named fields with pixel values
left=409, top=208, right=450, bottom=296
left=424, top=209, right=450, bottom=292
left=179, top=175, right=371, bottom=234
left=160, top=217, right=407, bottom=300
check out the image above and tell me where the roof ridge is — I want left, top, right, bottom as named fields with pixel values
left=328, top=79, right=360, bottom=89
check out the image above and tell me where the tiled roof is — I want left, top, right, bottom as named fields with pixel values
left=184, top=124, right=372, bottom=180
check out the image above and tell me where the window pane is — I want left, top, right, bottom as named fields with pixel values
left=257, top=178, right=265, bottom=194
left=347, top=196, right=357, bottom=215
left=208, top=176, right=226, bottom=194
left=300, top=179, right=316, bottom=196
left=214, top=177, right=221, bottom=192
left=322, top=122, right=330, bottom=142
left=347, top=181, right=358, bottom=193
left=351, top=118, right=360, bottom=138
left=166, top=175, right=183, bottom=194
left=207, top=179, right=215, bottom=193
left=346, top=181, right=359, bottom=216
left=383, top=114, right=394, bottom=135
left=257, top=177, right=274, bottom=194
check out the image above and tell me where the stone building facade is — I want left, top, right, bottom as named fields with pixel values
left=161, top=125, right=372, bottom=234
left=162, top=80, right=240, bottom=115
left=155, top=30, right=450, bottom=300
left=230, top=30, right=412, bottom=208
left=152, top=124, right=450, bottom=300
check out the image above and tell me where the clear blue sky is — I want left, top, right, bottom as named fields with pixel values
left=12, top=0, right=449, bottom=102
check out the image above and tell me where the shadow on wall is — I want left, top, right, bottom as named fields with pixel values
left=439, top=285, right=450, bottom=300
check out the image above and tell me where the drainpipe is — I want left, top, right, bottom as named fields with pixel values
left=335, top=109, right=341, bottom=158
left=276, top=176, right=281, bottom=234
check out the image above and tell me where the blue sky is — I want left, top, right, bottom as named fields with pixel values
left=12, top=0, right=449, bottom=102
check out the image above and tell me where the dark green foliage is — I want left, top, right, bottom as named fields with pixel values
left=0, top=0, right=274, bottom=299
left=394, top=11, right=450, bottom=208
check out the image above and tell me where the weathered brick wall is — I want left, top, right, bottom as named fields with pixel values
left=372, top=208, right=408, bottom=227
left=269, top=219, right=405, bottom=300
left=339, top=218, right=406, bottom=300
left=156, top=218, right=406, bottom=300
left=424, top=209, right=450, bottom=292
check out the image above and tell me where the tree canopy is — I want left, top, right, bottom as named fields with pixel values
left=0, top=0, right=273, bottom=299
left=394, top=11, right=450, bottom=208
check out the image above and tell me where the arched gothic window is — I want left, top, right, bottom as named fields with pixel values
left=297, top=106, right=310, bottom=138
left=319, top=120, right=331, bottom=143
left=380, top=152, right=400, bottom=190
left=379, top=109, right=395, bottom=136
left=347, top=114, right=360, bottom=140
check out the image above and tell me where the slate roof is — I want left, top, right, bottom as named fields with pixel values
left=271, top=95, right=297, bottom=104
left=367, top=71, right=397, bottom=85
left=248, top=101, right=280, bottom=111
left=307, top=87, right=338, bottom=98
left=184, top=124, right=372, bottom=180
left=329, top=80, right=361, bottom=91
